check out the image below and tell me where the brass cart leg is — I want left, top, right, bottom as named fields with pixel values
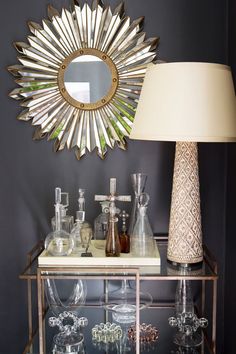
left=27, top=277, right=33, bottom=353
left=212, top=279, right=217, bottom=354
left=41, top=279, right=46, bottom=354
left=135, top=272, right=140, bottom=354
left=201, top=279, right=206, bottom=354
left=37, top=268, right=44, bottom=354
left=201, top=279, right=206, bottom=316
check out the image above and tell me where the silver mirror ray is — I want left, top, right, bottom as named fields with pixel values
left=8, top=1, right=158, bottom=159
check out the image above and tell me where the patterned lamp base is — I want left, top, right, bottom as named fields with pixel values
left=167, top=142, right=203, bottom=265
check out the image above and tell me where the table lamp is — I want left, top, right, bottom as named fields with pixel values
left=130, top=62, right=236, bottom=266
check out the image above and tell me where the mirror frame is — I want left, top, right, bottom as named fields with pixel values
left=58, top=48, right=118, bottom=110
left=8, top=1, right=158, bottom=159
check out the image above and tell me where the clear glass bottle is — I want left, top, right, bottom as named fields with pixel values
left=106, top=203, right=121, bottom=257
left=130, top=193, right=155, bottom=257
left=71, top=189, right=93, bottom=254
left=45, top=188, right=74, bottom=256
left=128, top=173, right=147, bottom=236
left=70, top=211, right=85, bottom=254
left=51, top=192, right=74, bottom=233
left=77, top=188, right=92, bottom=230
left=119, top=210, right=130, bottom=253
left=94, top=201, right=109, bottom=249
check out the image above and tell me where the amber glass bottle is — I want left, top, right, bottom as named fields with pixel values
left=119, top=210, right=130, bottom=253
left=106, top=215, right=121, bottom=257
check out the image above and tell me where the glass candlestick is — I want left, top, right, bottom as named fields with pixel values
left=169, top=275, right=208, bottom=348
left=169, top=312, right=208, bottom=347
left=128, top=173, right=147, bottom=236
left=49, top=311, right=88, bottom=354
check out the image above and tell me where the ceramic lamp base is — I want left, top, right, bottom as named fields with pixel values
left=167, top=142, right=203, bottom=265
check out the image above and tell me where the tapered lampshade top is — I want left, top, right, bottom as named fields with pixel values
left=130, top=62, right=236, bottom=142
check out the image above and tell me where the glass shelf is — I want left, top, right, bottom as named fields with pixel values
left=20, top=237, right=218, bottom=354
left=20, top=238, right=218, bottom=281
left=23, top=307, right=212, bottom=354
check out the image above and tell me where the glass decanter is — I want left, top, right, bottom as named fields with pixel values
left=94, top=201, right=109, bottom=250
left=130, top=193, right=155, bottom=257
left=100, top=279, right=152, bottom=324
left=71, top=188, right=93, bottom=255
left=51, top=191, right=74, bottom=233
left=45, top=188, right=74, bottom=256
left=106, top=202, right=121, bottom=257
left=128, top=173, right=147, bottom=236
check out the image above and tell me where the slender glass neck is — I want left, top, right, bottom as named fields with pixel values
left=55, top=204, right=61, bottom=232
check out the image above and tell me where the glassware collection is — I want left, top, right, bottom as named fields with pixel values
left=44, top=174, right=155, bottom=259
left=42, top=173, right=209, bottom=353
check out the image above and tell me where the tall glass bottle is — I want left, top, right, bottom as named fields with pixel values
left=51, top=191, right=74, bottom=233
left=130, top=193, right=155, bottom=257
left=77, top=188, right=91, bottom=229
left=45, top=188, right=74, bottom=256
left=128, top=173, right=147, bottom=236
left=71, top=189, right=93, bottom=254
left=70, top=211, right=85, bottom=254
left=94, top=201, right=109, bottom=249
left=106, top=203, right=121, bottom=257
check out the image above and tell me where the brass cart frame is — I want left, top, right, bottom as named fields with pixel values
left=20, top=237, right=218, bottom=354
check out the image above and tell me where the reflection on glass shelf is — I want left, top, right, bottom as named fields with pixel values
left=23, top=308, right=210, bottom=354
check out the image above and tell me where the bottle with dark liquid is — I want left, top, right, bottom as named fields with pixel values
left=106, top=203, right=121, bottom=257
left=119, top=210, right=130, bottom=253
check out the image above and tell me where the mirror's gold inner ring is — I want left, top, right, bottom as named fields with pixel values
left=58, top=48, right=119, bottom=110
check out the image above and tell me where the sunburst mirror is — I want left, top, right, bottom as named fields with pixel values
left=8, top=1, right=158, bottom=159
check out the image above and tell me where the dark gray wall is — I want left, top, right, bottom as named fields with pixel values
left=225, top=0, right=236, bottom=353
left=0, top=0, right=229, bottom=353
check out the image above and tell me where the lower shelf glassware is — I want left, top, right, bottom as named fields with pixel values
left=169, top=312, right=208, bottom=348
left=169, top=275, right=208, bottom=348
left=49, top=311, right=88, bottom=354
left=45, top=279, right=87, bottom=317
left=100, top=280, right=152, bottom=324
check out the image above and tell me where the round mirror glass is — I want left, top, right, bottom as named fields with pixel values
left=64, top=55, right=112, bottom=103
